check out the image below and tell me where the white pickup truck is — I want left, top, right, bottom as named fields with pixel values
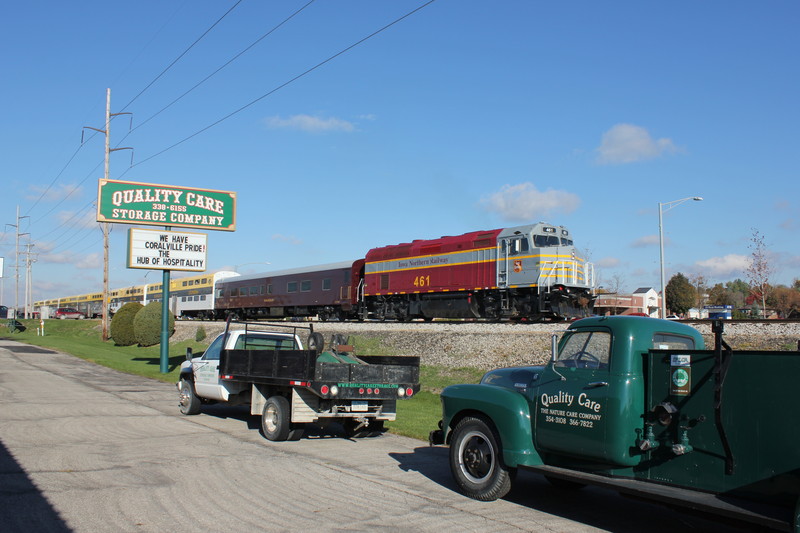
left=178, top=320, right=420, bottom=441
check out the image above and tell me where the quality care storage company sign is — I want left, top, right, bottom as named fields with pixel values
left=128, top=228, right=208, bottom=272
left=97, top=179, right=236, bottom=231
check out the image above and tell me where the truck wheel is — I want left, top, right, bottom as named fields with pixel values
left=178, top=378, right=201, bottom=415
left=262, top=396, right=292, bottom=441
left=449, top=416, right=514, bottom=501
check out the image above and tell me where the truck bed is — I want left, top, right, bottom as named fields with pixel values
left=220, top=348, right=420, bottom=391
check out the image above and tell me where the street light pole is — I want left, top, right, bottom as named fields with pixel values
left=658, top=196, right=703, bottom=318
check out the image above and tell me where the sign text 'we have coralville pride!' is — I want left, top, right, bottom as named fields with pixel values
left=128, top=228, right=208, bottom=272
left=96, top=179, right=236, bottom=231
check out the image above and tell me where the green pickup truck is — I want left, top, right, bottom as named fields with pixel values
left=430, top=316, right=800, bottom=531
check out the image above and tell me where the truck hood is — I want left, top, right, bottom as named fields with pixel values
left=480, top=365, right=546, bottom=391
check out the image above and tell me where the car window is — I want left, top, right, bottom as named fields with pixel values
left=202, top=335, right=224, bottom=361
left=556, top=331, right=611, bottom=370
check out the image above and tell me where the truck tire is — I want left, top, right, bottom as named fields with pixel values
left=178, top=378, right=201, bottom=415
left=449, top=416, right=515, bottom=501
left=262, top=396, right=294, bottom=441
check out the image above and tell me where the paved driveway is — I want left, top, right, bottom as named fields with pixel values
left=0, top=340, right=743, bottom=532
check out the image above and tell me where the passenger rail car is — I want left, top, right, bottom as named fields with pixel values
left=214, top=261, right=362, bottom=321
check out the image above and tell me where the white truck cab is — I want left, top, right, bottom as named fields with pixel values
left=179, top=329, right=303, bottom=404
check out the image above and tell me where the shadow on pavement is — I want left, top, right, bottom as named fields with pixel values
left=389, top=445, right=457, bottom=491
left=388, top=447, right=744, bottom=532
left=0, top=438, right=71, bottom=532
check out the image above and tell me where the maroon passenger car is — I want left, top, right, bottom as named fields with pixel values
left=214, top=261, right=363, bottom=321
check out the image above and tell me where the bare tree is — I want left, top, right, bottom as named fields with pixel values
left=689, top=273, right=709, bottom=315
left=746, top=228, right=773, bottom=316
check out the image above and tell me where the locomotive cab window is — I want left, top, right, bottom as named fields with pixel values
left=534, top=235, right=560, bottom=247
left=508, top=238, right=529, bottom=255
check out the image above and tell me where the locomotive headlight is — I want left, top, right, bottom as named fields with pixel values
left=330, top=385, right=339, bottom=397
left=397, top=387, right=406, bottom=398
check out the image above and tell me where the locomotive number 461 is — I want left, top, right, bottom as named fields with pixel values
left=413, top=275, right=431, bottom=288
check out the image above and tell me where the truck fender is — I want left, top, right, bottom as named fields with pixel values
left=442, top=383, right=542, bottom=468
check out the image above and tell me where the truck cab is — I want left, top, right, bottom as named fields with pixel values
left=180, top=329, right=302, bottom=403
left=432, top=316, right=800, bottom=531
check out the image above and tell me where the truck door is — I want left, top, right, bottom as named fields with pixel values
left=534, top=328, right=638, bottom=467
left=193, top=334, right=226, bottom=400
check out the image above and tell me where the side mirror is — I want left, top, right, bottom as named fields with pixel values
left=185, top=347, right=193, bottom=362
left=551, top=334, right=559, bottom=363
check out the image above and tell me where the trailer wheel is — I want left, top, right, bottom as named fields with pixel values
left=178, top=378, right=201, bottom=415
left=262, top=396, right=293, bottom=441
left=449, top=416, right=515, bottom=501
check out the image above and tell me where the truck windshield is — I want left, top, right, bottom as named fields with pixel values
left=557, top=331, right=611, bottom=369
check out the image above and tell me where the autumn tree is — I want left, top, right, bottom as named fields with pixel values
left=769, top=286, right=800, bottom=318
left=665, top=273, right=696, bottom=316
left=708, top=283, right=734, bottom=306
left=747, top=228, right=773, bottom=315
left=721, top=279, right=749, bottom=309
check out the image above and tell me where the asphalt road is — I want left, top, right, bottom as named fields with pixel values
left=0, top=339, right=748, bottom=533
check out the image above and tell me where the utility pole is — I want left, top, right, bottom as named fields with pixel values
left=6, top=207, right=30, bottom=318
left=84, top=88, right=131, bottom=341
left=22, top=242, right=36, bottom=319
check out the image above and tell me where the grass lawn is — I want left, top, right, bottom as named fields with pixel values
left=3, top=319, right=485, bottom=441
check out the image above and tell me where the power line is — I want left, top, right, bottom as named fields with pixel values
left=120, top=0, right=244, bottom=112
left=23, top=0, right=241, bottom=224
left=125, top=0, right=438, bottom=172
left=117, top=0, right=318, bottom=143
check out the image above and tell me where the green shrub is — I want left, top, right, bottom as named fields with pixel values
left=133, top=301, right=175, bottom=347
left=195, top=325, right=207, bottom=342
left=110, top=302, right=143, bottom=346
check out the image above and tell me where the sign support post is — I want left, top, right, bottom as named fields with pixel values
left=160, top=261, right=170, bottom=373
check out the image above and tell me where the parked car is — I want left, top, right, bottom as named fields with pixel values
left=55, top=307, right=85, bottom=320
left=666, top=315, right=681, bottom=320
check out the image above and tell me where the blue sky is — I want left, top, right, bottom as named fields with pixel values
left=1, top=0, right=798, bottom=308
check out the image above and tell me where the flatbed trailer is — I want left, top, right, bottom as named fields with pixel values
left=179, top=320, right=420, bottom=441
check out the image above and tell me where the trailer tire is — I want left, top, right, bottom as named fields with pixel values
left=449, top=416, right=515, bottom=501
left=262, top=396, right=292, bottom=441
left=178, top=378, right=201, bottom=415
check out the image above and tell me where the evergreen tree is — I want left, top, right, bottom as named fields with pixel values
left=665, top=273, right=696, bottom=316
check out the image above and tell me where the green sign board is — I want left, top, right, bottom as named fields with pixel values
left=96, top=179, right=236, bottom=231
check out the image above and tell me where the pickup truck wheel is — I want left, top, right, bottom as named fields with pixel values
left=178, top=378, right=201, bottom=415
left=262, top=396, right=292, bottom=441
left=450, top=416, right=514, bottom=501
